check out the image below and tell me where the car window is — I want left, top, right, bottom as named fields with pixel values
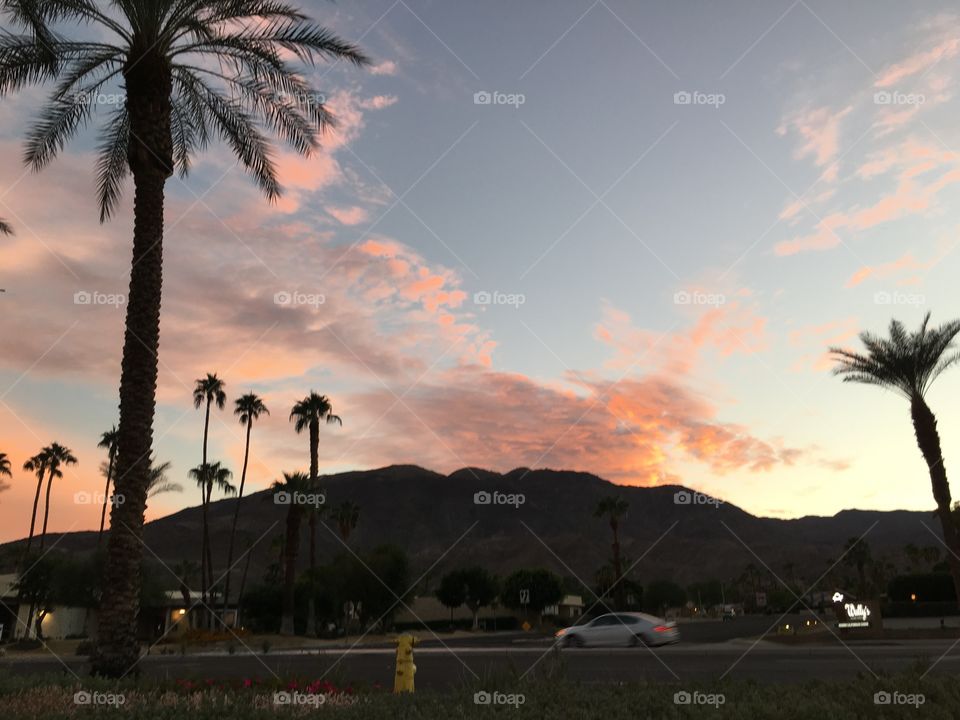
left=615, top=615, right=638, bottom=625
left=591, top=615, right=616, bottom=626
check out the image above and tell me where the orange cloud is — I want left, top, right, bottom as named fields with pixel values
left=875, top=37, right=960, bottom=88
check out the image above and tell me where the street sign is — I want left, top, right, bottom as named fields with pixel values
left=519, top=588, right=530, bottom=605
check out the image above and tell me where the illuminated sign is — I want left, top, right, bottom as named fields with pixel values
left=832, top=592, right=844, bottom=603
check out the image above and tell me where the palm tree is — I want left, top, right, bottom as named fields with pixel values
left=290, top=392, right=341, bottom=636
left=222, top=392, right=268, bottom=623
left=21, top=451, right=48, bottom=559
left=193, top=373, right=226, bottom=607
left=272, top=471, right=310, bottom=635
left=37, top=443, right=77, bottom=551
left=594, top=495, right=629, bottom=610
left=97, top=427, right=119, bottom=545
left=0, top=452, right=11, bottom=478
left=147, top=459, right=181, bottom=497
left=333, top=501, right=360, bottom=542
left=0, top=1, right=368, bottom=675
left=832, top=313, right=960, bottom=599
left=0, top=219, right=11, bottom=235
left=189, top=460, right=235, bottom=616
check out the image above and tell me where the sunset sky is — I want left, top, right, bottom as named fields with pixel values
left=3, top=0, right=960, bottom=542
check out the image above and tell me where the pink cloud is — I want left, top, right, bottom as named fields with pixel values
left=875, top=37, right=960, bottom=88
left=326, top=205, right=369, bottom=225
left=778, top=106, right=853, bottom=179
left=369, top=60, right=398, bottom=76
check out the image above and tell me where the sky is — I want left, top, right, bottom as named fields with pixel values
left=3, top=0, right=960, bottom=542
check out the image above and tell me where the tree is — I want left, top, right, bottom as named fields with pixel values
left=223, top=392, right=269, bottom=623
left=0, top=452, right=11, bottom=478
left=188, top=461, right=235, bottom=613
left=147, top=458, right=180, bottom=497
left=0, top=0, right=370, bottom=675
left=439, top=567, right=499, bottom=630
left=832, top=313, right=960, bottom=600
left=21, top=450, right=48, bottom=559
left=643, top=580, right=686, bottom=614
left=0, top=218, right=11, bottom=235
left=502, top=569, right=562, bottom=622
left=193, top=373, right=226, bottom=610
left=273, top=471, right=311, bottom=635
left=36, top=443, right=77, bottom=551
left=96, top=427, right=119, bottom=545
left=290, top=392, right=341, bottom=636
left=594, top=495, right=629, bottom=610
left=332, top=501, right=360, bottom=542
left=436, top=572, right=467, bottom=625
left=842, top=537, right=872, bottom=598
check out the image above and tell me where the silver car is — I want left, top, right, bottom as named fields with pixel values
left=555, top=612, right=679, bottom=647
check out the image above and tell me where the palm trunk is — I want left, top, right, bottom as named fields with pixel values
left=911, top=396, right=960, bottom=602
left=222, top=419, right=252, bottom=625
left=611, top=522, right=624, bottom=610
left=38, top=469, right=54, bottom=551
left=236, top=542, right=254, bottom=629
left=98, top=453, right=115, bottom=544
left=306, top=419, right=319, bottom=637
left=16, top=473, right=44, bottom=638
left=92, top=55, right=173, bottom=676
left=280, top=508, right=301, bottom=635
left=200, top=400, right=211, bottom=626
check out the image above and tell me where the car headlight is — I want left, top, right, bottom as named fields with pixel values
left=555, top=628, right=568, bottom=638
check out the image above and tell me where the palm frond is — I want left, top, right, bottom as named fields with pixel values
left=95, top=107, right=130, bottom=221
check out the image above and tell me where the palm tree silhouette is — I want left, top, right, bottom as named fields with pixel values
left=21, top=451, right=48, bottom=560
left=193, top=373, right=226, bottom=614
left=147, top=458, right=181, bottom=497
left=0, top=452, right=11, bottom=478
left=222, top=392, right=269, bottom=622
left=333, top=501, right=360, bottom=542
left=97, top=427, right=119, bottom=545
left=594, top=495, right=629, bottom=610
left=189, top=461, right=235, bottom=613
left=273, top=471, right=311, bottom=635
left=832, top=312, right=960, bottom=599
left=0, top=1, right=368, bottom=674
left=290, top=393, right=340, bottom=638
left=37, top=443, right=77, bottom=551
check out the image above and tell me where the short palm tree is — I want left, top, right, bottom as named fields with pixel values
left=0, top=0, right=368, bottom=675
left=832, top=312, right=960, bottom=599
left=97, top=427, right=119, bottom=545
left=333, top=501, right=360, bottom=542
left=37, top=442, right=77, bottom=551
left=290, top=392, right=341, bottom=636
left=272, top=471, right=310, bottom=635
left=189, top=460, right=235, bottom=613
left=193, top=373, right=226, bottom=606
left=222, top=392, right=269, bottom=622
left=594, top=496, right=629, bottom=610
left=0, top=452, right=11, bottom=478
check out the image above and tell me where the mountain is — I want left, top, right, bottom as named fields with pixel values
left=0, top=465, right=941, bottom=589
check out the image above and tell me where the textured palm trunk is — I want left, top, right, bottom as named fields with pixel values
left=222, top=418, right=252, bottom=624
left=306, top=419, right=319, bottom=636
left=98, top=452, right=115, bottom=544
left=911, top=396, right=960, bottom=602
left=280, top=507, right=302, bottom=635
left=200, top=401, right=211, bottom=627
left=15, top=473, right=44, bottom=638
left=38, top=469, right=54, bottom=551
left=91, top=53, right=172, bottom=678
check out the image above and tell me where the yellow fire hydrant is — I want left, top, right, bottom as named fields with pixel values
left=393, top=634, right=418, bottom=693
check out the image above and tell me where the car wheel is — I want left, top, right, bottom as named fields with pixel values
left=565, top=634, right=585, bottom=648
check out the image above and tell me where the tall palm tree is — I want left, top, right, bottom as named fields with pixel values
left=594, top=495, right=629, bottom=610
left=189, top=460, right=235, bottom=618
left=21, top=451, right=48, bottom=560
left=222, top=392, right=268, bottom=623
left=272, top=471, right=310, bottom=635
left=97, top=427, right=119, bottom=545
left=290, top=392, right=341, bottom=636
left=0, top=1, right=368, bottom=675
left=832, top=313, right=960, bottom=600
left=193, top=373, right=226, bottom=606
left=37, top=443, right=77, bottom=551
left=333, top=501, right=360, bottom=542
